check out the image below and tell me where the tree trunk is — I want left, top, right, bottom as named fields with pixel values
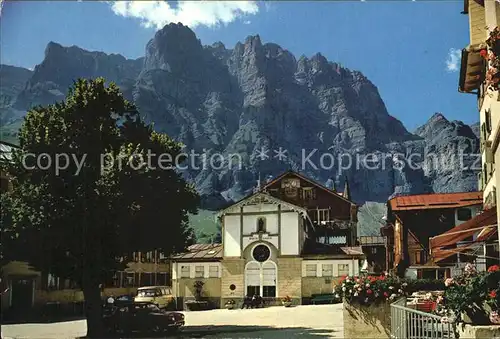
left=82, top=281, right=104, bottom=338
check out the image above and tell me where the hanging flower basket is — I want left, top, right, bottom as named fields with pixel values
left=484, top=26, right=500, bottom=92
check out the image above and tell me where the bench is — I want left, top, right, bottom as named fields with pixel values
left=311, top=293, right=338, bottom=305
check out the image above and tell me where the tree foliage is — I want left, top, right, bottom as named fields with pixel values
left=0, top=78, right=199, bottom=336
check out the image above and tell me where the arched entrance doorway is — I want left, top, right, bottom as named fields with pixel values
left=245, top=244, right=277, bottom=297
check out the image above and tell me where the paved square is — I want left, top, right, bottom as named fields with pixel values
left=1, top=304, right=344, bottom=339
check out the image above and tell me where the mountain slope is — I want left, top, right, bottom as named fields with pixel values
left=0, top=23, right=479, bottom=207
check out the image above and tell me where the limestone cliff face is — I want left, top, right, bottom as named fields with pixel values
left=413, top=113, right=479, bottom=193
left=0, top=24, right=479, bottom=207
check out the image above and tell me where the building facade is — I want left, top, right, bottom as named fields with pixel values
left=384, top=192, right=483, bottom=279
left=171, top=171, right=364, bottom=309
left=459, top=0, right=500, bottom=249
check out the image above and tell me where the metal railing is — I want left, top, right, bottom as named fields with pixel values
left=390, top=298, right=455, bottom=339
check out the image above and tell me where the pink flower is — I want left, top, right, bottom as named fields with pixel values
left=444, top=278, right=454, bottom=287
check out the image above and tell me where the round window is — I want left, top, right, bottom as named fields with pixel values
left=252, top=244, right=271, bottom=262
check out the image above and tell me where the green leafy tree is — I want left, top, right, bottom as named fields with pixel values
left=0, top=78, right=199, bottom=337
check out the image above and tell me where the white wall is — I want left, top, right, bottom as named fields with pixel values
left=301, top=259, right=360, bottom=277
left=173, top=262, right=222, bottom=279
left=243, top=213, right=279, bottom=235
left=242, top=235, right=279, bottom=253
left=223, top=215, right=241, bottom=257
left=281, top=212, right=299, bottom=255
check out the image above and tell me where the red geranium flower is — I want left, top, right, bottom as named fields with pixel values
left=383, top=292, right=389, bottom=298
left=488, top=265, right=500, bottom=272
left=490, top=290, right=497, bottom=298
left=366, top=289, right=373, bottom=295
left=480, top=49, right=488, bottom=59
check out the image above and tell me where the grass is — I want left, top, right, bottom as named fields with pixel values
left=188, top=209, right=220, bottom=244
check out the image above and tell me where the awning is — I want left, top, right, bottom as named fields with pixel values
left=432, top=228, right=497, bottom=263
left=430, top=208, right=497, bottom=249
left=459, top=44, right=486, bottom=93
left=340, top=246, right=364, bottom=256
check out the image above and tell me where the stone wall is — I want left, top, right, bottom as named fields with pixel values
left=277, top=257, right=302, bottom=303
left=457, top=324, right=500, bottom=338
left=301, top=277, right=341, bottom=298
left=220, top=258, right=244, bottom=308
left=343, top=301, right=391, bottom=339
left=173, top=278, right=221, bottom=298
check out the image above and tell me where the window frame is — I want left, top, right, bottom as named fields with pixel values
left=457, top=208, right=472, bottom=222
left=208, top=265, right=219, bottom=278
left=180, top=265, right=190, bottom=278
left=338, top=264, right=349, bottom=276
left=194, top=265, right=205, bottom=278
left=305, top=264, right=317, bottom=277
left=321, top=264, right=333, bottom=277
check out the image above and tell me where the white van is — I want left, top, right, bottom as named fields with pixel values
left=134, top=286, right=173, bottom=309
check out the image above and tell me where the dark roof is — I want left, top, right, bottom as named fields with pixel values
left=171, top=243, right=223, bottom=261
left=389, top=192, right=482, bottom=211
left=262, top=170, right=355, bottom=205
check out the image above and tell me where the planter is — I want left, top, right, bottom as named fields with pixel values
left=282, top=301, right=292, bottom=307
left=343, top=301, right=391, bottom=339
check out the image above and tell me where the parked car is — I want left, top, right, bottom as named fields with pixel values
left=134, top=286, right=173, bottom=309
left=103, top=301, right=185, bottom=335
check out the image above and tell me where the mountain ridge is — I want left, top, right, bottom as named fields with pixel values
left=0, top=23, right=479, bottom=207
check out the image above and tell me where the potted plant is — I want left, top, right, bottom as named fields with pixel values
left=185, top=280, right=208, bottom=311
left=486, top=265, right=500, bottom=324
left=443, top=263, right=500, bottom=325
left=282, top=295, right=292, bottom=307
left=225, top=299, right=236, bottom=310
left=194, top=280, right=205, bottom=301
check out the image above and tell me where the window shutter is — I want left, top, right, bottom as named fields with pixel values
left=486, top=109, right=492, bottom=134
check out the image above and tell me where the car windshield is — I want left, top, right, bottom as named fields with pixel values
left=136, top=289, right=158, bottom=297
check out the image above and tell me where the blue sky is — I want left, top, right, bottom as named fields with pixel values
left=0, top=1, right=476, bottom=131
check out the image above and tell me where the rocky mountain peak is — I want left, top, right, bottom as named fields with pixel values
left=144, top=23, right=204, bottom=72
left=0, top=26, right=481, bottom=206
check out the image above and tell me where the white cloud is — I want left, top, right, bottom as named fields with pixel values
left=446, top=48, right=461, bottom=72
left=108, top=1, right=259, bottom=29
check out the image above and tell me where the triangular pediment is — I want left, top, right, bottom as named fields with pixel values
left=218, top=192, right=308, bottom=217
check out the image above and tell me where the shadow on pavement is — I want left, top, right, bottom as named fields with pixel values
left=1, top=314, right=87, bottom=325
left=110, top=325, right=338, bottom=338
